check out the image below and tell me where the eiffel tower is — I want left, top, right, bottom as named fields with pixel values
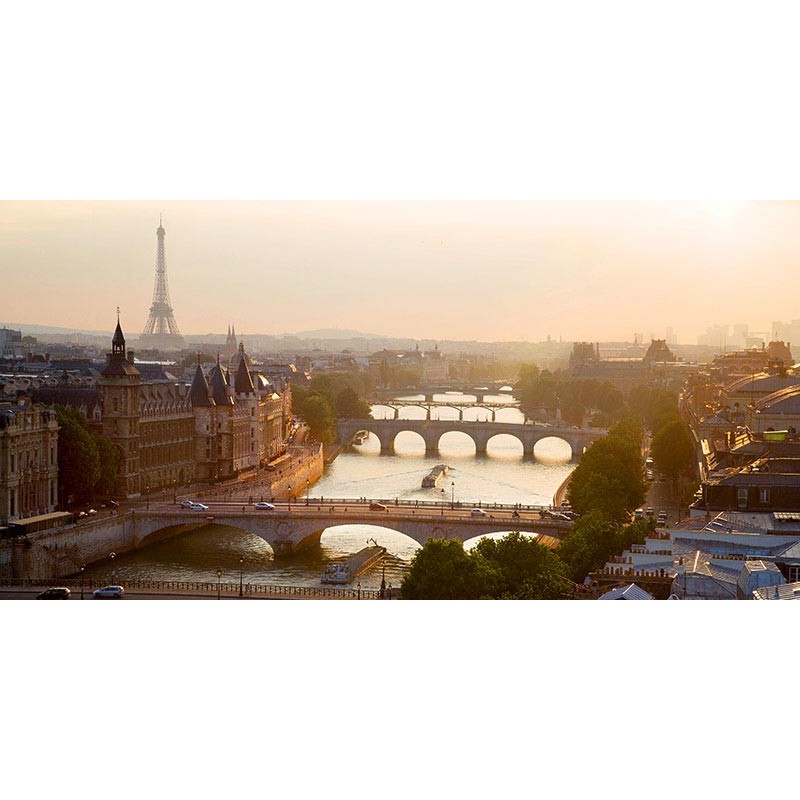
left=140, top=217, right=185, bottom=350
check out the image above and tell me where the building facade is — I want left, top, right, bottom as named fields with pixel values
left=0, top=401, right=60, bottom=524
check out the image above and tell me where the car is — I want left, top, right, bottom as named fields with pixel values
left=179, top=500, right=196, bottom=509
left=189, top=502, right=209, bottom=511
left=646, top=507, right=655, bottom=516
left=254, top=502, right=275, bottom=510
left=635, top=508, right=645, bottom=519
left=87, top=508, right=97, bottom=515
left=36, top=587, right=71, bottom=600
left=470, top=508, right=488, bottom=516
left=369, top=502, right=388, bottom=511
left=93, top=585, right=124, bottom=599
left=109, top=500, right=120, bottom=508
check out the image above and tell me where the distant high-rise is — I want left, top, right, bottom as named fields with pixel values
left=140, top=218, right=185, bottom=351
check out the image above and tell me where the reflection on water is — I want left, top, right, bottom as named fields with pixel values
left=82, top=394, right=574, bottom=590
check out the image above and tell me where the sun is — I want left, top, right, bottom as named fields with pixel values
left=706, top=200, right=748, bottom=220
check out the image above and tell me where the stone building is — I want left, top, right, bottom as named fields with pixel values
left=0, top=400, right=60, bottom=524
left=189, top=342, right=291, bottom=483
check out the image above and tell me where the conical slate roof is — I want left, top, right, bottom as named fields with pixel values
left=208, top=359, right=233, bottom=405
left=190, top=363, right=215, bottom=407
left=235, top=354, right=255, bottom=394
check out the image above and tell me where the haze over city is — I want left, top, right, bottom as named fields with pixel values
left=3, top=200, right=798, bottom=343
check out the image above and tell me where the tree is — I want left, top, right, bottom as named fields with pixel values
left=295, top=393, right=336, bottom=445
left=651, top=419, right=695, bottom=497
left=401, top=539, right=499, bottom=599
left=567, top=421, right=646, bottom=523
left=471, top=532, right=570, bottom=599
left=54, top=406, right=101, bottom=504
left=335, top=387, right=371, bottom=419
left=556, top=510, right=620, bottom=583
left=94, top=433, right=121, bottom=497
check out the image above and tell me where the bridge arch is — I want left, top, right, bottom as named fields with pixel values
left=533, top=435, right=574, bottom=462
left=485, top=432, right=525, bottom=458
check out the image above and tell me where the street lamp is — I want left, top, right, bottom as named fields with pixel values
left=288, top=484, right=292, bottom=511
left=451, top=481, right=455, bottom=510
left=80, top=564, right=85, bottom=600
left=146, top=484, right=150, bottom=510
left=306, top=479, right=310, bottom=506
left=239, top=557, right=244, bottom=598
left=216, top=568, right=222, bottom=600
left=109, top=552, right=116, bottom=585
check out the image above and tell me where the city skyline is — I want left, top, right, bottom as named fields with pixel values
left=3, top=200, right=799, bottom=345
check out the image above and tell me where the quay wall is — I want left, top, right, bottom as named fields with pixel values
left=2, top=444, right=325, bottom=582
left=269, top=443, right=324, bottom=501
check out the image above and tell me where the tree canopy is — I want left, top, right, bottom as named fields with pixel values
left=53, top=405, right=119, bottom=503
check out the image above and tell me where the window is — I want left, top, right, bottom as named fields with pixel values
left=759, top=488, right=770, bottom=504
left=113, top=398, right=119, bottom=412
left=737, top=487, right=748, bottom=509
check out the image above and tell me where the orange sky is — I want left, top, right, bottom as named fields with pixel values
left=1, top=200, right=797, bottom=343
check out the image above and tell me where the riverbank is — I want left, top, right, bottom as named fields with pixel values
left=553, top=471, right=574, bottom=507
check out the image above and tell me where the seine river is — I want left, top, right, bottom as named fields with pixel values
left=80, top=393, right=574, bottom=591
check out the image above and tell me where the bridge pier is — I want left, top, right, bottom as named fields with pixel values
left=380, top=441, right=395, bottom=455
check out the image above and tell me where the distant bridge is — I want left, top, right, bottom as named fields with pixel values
left=372, top=382, right=517, bottom=404
left=370, top=399, right=521, bottom=421
left=338, top=418, right=605, bottom=460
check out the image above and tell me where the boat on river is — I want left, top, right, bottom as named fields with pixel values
left=320, top=543, right=387, bottom=584
left=352, top=430, right=369, bottom=445
left=422, top=464, right=450, bottom=488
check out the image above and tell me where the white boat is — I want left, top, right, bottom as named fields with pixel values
left=321, top=563, right=352, bottom=584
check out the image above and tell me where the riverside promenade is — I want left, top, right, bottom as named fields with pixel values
left=0, top=578, right=391, bottom=600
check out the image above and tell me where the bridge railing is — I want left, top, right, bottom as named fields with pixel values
left=304, top=497, right=566, bottom=513
left=0, top=576, right=389, bottom=599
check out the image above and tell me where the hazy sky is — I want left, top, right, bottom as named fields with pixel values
left=1, top=200, right=798, bottom=343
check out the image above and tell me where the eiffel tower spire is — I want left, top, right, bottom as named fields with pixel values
left=140, top=218, right=185, bottom=350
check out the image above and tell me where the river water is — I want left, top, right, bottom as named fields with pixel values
left=79, top=393, right=574, bottom=591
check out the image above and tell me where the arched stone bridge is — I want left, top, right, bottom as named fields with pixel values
left=370, top=399, right=521, bottom=421
left=338, top=418, right=606, bottom=460
left=127, top=507, right=573, bottom=556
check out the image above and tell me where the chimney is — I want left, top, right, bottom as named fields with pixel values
left=128, top=350, right=135, bottom=364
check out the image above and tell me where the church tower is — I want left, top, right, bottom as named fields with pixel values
left=98, top=312, right=142, bottom=496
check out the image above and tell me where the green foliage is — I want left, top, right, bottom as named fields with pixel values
left=53, top=406, right=101, bottom=503
left=292, top=390, right=336, bottom=445
left=94, top=434, right=121, bottom=497
left=401, top=539, right=499, bottom=600
left=293, top=372, right=372, bottom=444
left=557, top=511, right=652, bottom=583
left=401, top=533, right=573, bottom=599
left=628, top=384, right=680, bottom=431
left=334, top=386, right=371, bottom=419
left=651, top=419, right=695, bottom=487
left=566, top=419, right=646, bottom=523
left=471, top=532, right=571, bottom=599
